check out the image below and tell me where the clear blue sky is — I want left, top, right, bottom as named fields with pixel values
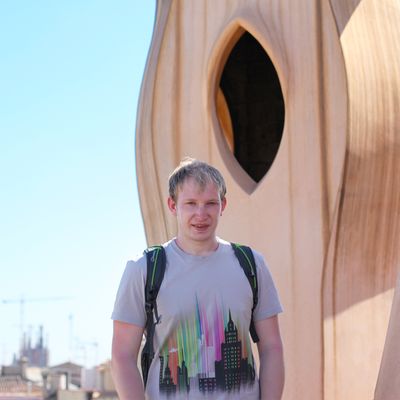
left=0, top=1, right=155, bottom=368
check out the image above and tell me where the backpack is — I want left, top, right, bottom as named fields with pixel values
left=140, top=242, right=259, bottom=387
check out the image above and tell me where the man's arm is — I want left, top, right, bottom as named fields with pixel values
left=256, top=315, right=284, bottom=400
left=111, top=320, right=145, bottom=400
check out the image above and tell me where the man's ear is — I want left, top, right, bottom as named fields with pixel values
left=167, top=197, right=177, bottom=215
left=221, top=197, right=227, bottom=214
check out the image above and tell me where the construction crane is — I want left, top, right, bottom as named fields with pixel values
left=2, top=295, right=72, bottom=352
left=74, top=339, right=99, bottom=367
left=68, top=313, right=99, bottom=366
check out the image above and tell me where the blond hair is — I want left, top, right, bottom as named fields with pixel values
left=168, top=157, right=227, bottom=201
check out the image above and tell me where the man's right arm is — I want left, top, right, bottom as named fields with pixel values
left=111, top=320, right=145, bottom=400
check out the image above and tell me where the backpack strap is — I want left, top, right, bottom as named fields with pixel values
left=231, top=243, right=259, bottom=343
left=141, top=245, right=166, bottom=387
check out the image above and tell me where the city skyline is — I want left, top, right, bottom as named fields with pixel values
left=159, top=303, right=255, bottom=395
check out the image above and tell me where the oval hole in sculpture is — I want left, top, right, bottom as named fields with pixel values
left=217, top=31, right=285, bottom=183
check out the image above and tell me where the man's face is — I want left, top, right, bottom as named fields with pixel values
left=167, top=178, right=227, bottom=247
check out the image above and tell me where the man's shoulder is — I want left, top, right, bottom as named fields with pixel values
left=129, top=240, right=173, bottom=270
left=224, top=240, right=269, bottom=269
left=145, top=239, right=174, bottom=250
left=216, top=237, right=233, bottom=250
left=124, top=251, right=148, bottom=275
left=218, top=238, right=259, bottom=252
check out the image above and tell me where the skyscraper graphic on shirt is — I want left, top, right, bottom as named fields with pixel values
left=159, top=298, right=255, bottom=395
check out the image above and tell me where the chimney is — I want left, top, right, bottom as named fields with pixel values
left=41, top=368, right=49, bottom=398
left=19, top=356, right=28, bottom=379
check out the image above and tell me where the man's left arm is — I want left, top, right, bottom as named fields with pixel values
left=256, top=315, right=284, bottom=400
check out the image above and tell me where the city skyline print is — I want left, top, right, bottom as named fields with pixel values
left=159, top=297, right=255, bottom=395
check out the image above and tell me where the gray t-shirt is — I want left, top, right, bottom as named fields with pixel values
left=112, top=238, right=282, bottom=400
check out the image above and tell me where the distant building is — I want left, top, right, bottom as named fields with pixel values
left=49, top=362, right=83, bottom=388
left=81, top=360, right=115, bottom=393
left=80, top=360, right=117, bottom=400
left=0, top=374, right=43, bottom=400
left=0, top=357, right=43, bottom=400
left=20, top=326, right=49, bottom=368
left=1, top=336, right=117, bottom=400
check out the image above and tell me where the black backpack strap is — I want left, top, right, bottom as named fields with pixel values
left=231, top=243, right=259, bottom=343
left=141, top=245, right=166, bottom=387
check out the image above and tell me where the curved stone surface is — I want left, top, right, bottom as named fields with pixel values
left=324, top=1, right=400, bottom=398
left=134, top=0, right=400, bottom=398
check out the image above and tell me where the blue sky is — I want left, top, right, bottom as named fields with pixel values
left=0, top=1, right=155, bottom=367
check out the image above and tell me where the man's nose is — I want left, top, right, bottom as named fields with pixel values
left=195, top=204, right=207, bottom=216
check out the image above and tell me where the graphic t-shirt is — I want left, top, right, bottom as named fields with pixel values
left=111, top=238, right=282, bottom=400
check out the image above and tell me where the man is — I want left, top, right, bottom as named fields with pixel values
left=111, top=158, right=284, bottom=399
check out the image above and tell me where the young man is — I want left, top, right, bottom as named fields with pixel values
left=111, top=158, right=284, bottom=400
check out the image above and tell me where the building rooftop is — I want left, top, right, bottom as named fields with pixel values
left=0, top=375, right=42, bottom=399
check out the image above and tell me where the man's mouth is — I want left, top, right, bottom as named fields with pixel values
left=193, top=223, right=209, bottom=230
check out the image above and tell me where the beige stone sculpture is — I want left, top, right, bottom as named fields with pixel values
left=135, top=1, right=400, bottom=399
left=375, top=275, right=400, bottom=400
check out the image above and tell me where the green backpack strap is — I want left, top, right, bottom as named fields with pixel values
left=141, top=245, right=166, bottom=387
left=231, top=243, right=260, bottom=343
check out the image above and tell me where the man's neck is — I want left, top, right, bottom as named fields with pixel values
left=175, top=237, right=219, bottom=256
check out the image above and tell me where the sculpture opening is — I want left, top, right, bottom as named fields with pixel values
left=217, top=31, right=285, bottom=183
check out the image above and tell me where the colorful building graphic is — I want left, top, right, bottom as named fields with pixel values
left=159, top=301, right=255, bottom=395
